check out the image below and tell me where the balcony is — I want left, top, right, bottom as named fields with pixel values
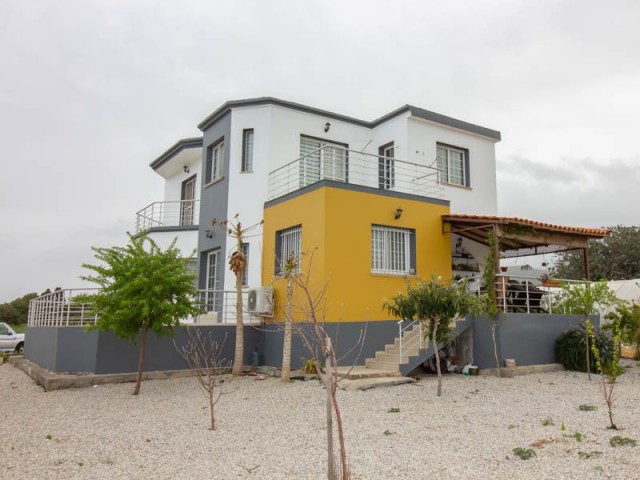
left=267, top=145, right=444, bottom=201
left=135, top=200, right=200, bottom=235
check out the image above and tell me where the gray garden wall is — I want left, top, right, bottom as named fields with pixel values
left=472, top=313, right=589, bottom=369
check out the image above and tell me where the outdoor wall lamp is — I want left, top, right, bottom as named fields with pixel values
left=324, top=122, right=331, bottom=132
left=183, top=165, right=190, bottom=173
left=205, top=228, right=213, bottom=239
left=394, top=207, right=403, bottom=220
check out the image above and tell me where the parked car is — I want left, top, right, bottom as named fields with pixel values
left=0, top=322, right=25, bottom=354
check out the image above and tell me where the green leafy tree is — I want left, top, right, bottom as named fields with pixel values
left=0, top=292, right=39, bottom=326
left=605, top=302, right=640, bottom=346
left=82, top=235, right=202, bottom=395
left=556, top=281, right=619, bottom=380
left=385, top=277, right=475, bottom=396
left=552, top=226, right=640, bottom=280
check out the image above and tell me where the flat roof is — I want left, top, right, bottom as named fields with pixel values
left=197, top=97, right=501, bottom=141
left=150, top=137, right=203, bottom=171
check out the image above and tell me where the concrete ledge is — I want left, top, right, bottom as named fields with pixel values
left=9, top=357, right=202, bottom=392
left=479, top=363, right=565, bottom=377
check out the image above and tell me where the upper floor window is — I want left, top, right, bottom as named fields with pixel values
left=206, top=140, right=224, bottom=184
left=378, top=142, right=395, bottom=190
left=300, top=136, right=347, bottom=186
left=242, top=129, right=254, bottom=172
left=275, top=225, right=302, bottom=276
left=437, top=144, right=469, bottom=187
left=371, top=225, right=415, bottom=275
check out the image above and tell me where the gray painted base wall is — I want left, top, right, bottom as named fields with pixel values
left=24, top=321, right=399, bottom=375
left=25, top=315, right=587, bottom=375
left=472, top=313, right=587, bottom=369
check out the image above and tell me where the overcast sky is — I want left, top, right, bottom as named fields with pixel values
left=1, top=0, right=639, bottom=302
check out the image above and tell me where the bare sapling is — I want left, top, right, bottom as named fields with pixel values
left=177, top=328, right=230, bottom=430
left=587, top=320, right=623, bottom=430
left=281, top=252, right=297, bottom=382
left=287, top=251, right=365, bottom=480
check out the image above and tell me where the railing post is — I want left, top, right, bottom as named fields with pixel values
left=398, top=321, right=403, bottom=362
left=501, top=276, right=507, bottom=312
left=525, top=282, right=530, bottom=314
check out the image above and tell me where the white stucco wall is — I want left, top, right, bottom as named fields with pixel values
left=407, top=117, right=498, bottom=215
left=145, top=230, right=198, bottom=259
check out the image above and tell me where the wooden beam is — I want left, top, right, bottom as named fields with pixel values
left=496, top=227, right=589, bottom=250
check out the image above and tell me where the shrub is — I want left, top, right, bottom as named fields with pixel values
left=555, top=322, right=614, bottom=373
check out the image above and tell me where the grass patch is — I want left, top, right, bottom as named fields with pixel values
left=9, top=324, right=25, bottom=333
left=564, top=432, right=584, bottom=442
left=512, top=447, right=536, bottom=460
left=578, top=451, right=602, bottom=459
left=387, top=408, right=400, bottom=413
left=541, top=418, right=554, bottom=426
left=579, top=404, right=597, bottom=412
left=383, top=430, right=393, bottom=436
left=610, top=436, right=636, bottom=447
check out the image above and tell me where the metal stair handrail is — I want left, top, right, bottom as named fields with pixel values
left=398, top=319, right=423, bottom=361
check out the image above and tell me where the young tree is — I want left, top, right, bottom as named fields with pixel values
left=82, top=235, right=202, bottom=395
left=480, top=231, right=505, bottom=377
left=280, top=252, right=297, bottom=383
left=587, top=319, right=623, bottom=429
left=385, top=277, right=475, bottom=396
left=287, top=251, right=364, bottom=480
left=177, top=328, right=229, bottom=430
left=211, top=215, right=262, bottom=377
left=557, top=281, right=619, bottom=380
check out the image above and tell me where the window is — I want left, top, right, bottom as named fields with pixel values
left=378, top=142, right=395, bottom=190
left=205, top=251, right=219, bottom=311
left=275, top=225, right=302, bottom=275
left=436, top=144, right=468, bottom=187
left=206, top=140, right=225, bottom=184
left=299, top=136, right=347, bottom=186
left=371, top=225, right=415, bottom=275
left=180, top=175, right=197, bottom=226
left=242, top=129, right=254, bottom=172
left=241, top=243, right=250, bottom=286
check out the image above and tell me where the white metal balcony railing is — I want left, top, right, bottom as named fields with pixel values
left=267, top=145, right=445, bottom=201
left=135, top=200, right=200, bottom=234
left=467, top=274, right=588, bottom=314
left=27, top=289, right=262, bottom=327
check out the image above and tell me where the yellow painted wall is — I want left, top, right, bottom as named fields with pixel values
left=262, top=185, right=451, bottom=322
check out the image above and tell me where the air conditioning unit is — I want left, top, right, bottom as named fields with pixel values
left=247, top=287, right=274, bottom=316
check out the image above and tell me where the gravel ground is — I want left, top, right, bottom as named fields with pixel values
left=1, top=362, right=639, bottom=480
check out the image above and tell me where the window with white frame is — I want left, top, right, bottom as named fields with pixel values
left=371, top=225, right=414, bottom=275
left=436, top=144, right=467, bottom=187
left=207, top=140, right=225, bottom=184
left=299, top=136, right=347, bottom=186
left=241, top=243, right=250, bottom=286
left=379, top=142, right=395, bottom=190
left=241, top=129, right=254, bottom=172
left=206, top=251, right=219, bottom=311
left=275, top=225, right=302, bottom=275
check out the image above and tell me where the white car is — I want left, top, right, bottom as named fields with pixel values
left=0, top=322, right=25, bottom=354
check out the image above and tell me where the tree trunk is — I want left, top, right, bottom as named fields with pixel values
left=232, top=271, right=244, bottom=376
left=432, top=319, right=442, bottom=397
left=491, top=321, right=501, bottom=378
left=325, top=337, right=336, bottom=480
left=133, top=325, right=148, bottom=396
left=331, top=371, right=349, bottom=479
left=281, top=277, right=293, bottom=382
left=585, top=317, right=591, bottom=381
left=209, top=389, right=216, bottom=431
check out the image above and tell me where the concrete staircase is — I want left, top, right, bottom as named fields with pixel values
left=364, top=317, right=474, bottom=376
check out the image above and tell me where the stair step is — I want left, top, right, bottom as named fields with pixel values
left=375, top=352, right=410, bottom=364
left=385, top=345, right=419, bottom=356
left=365, top=358, right=401, bottom=372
